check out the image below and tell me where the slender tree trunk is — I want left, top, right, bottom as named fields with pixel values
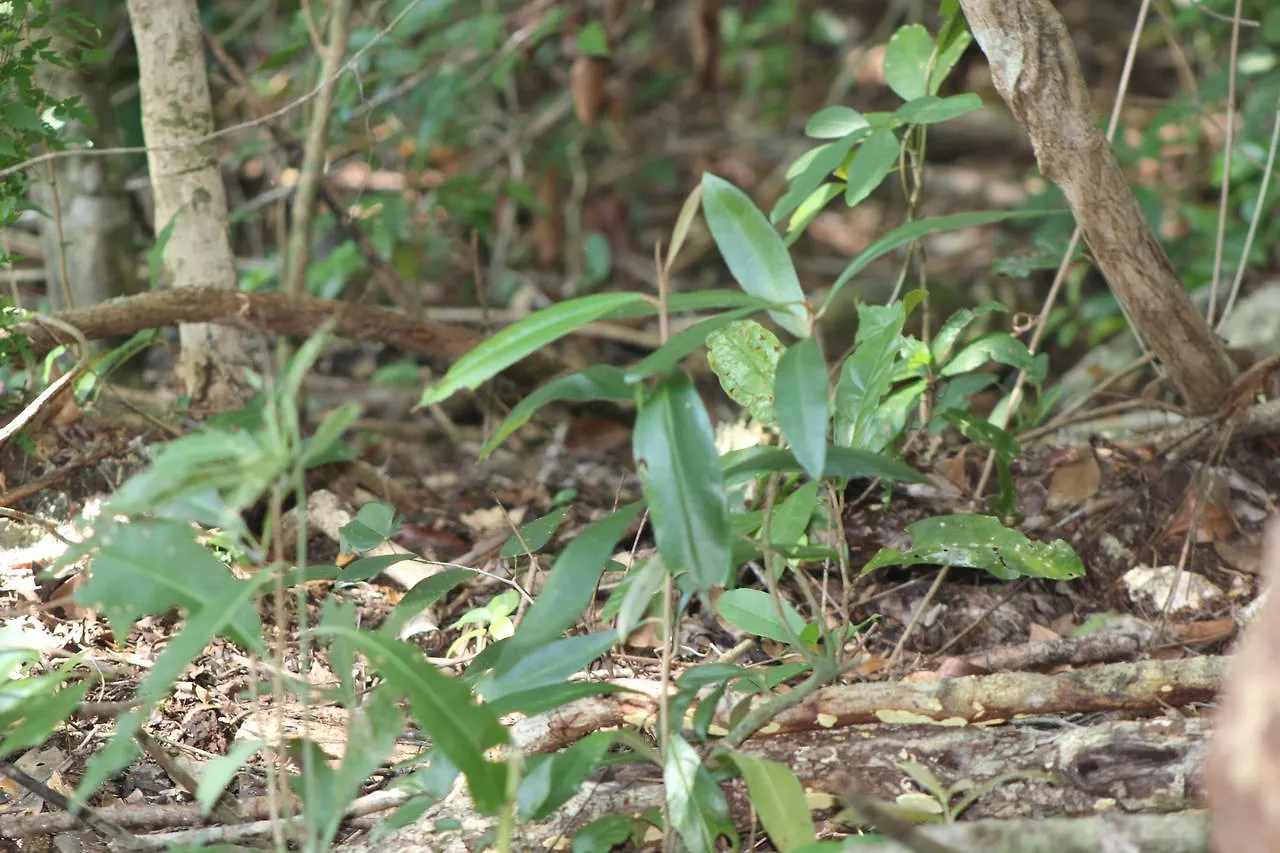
left=29, top=0, right=139, bottom=315
left=125, top=0, right=260, bottom=412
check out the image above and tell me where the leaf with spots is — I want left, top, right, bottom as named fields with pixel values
left=860, top=514, right=1085, bottom=581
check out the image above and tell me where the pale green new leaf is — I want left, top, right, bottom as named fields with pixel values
left=735, top=753, right=817, bottom=851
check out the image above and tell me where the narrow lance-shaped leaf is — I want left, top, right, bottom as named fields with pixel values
left=633, top=370, right=732, bottom=592
left=773, top=337, right=829, bottom=479
left=420, top=292, right=648, bottom=406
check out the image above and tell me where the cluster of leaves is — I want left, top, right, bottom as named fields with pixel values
left=1, top=9, right=1090, bottom=852
left=0, top=0, right=94, bottom=266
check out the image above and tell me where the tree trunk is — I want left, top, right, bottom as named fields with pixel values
left=29, top=1, right=140, bottom=315
left=125, top=0, right=260, bottom=413
left=955, top=0, right=1237, bottom=414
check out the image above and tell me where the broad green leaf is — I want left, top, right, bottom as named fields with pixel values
left=931, top=302, right=1007, bottom=365
left=381, top=568, right=473, bottom=637
left=519, top=731, right=621, bottom=820
left=834, top=303, right=906, bottom=452
left=500, top=506, right=572, bottom=557
left=625, top=307, right=763, bottom=384
left=940, top=332, right=1038, bottom=378
left=767, top=479, right=822, bottom=546
left=340, top=554, right=415, bottom=581
left=487, top=682, right=625, bottom=718
left=844, top=128, right=900, bottom=208
left=312, top=626, right=509, bottom=814
left=883, top=24, right=933, bottom=101
left=420, top=292, right=648, bottom=406
left=572, top=815, right=637, bottom=853
left=785, top=144, right=831, bottom=180
left=734, top=753, right=817, bottom=851
left=894, top=93, right=983, bottom=125
left=340, top=501, right=399, bottom=551
left=634, top=371, right=731, bottom=592
left=74, top=521, right=262, bottom=649
left=701, top=173, right=808, bottom=338
left=823, top=209, right=1059, bottom=312
left=941, top=411, right=1019, bottom=517
left=707, top=319, right=785, bottom=426
left=862, top=515, right=1086, bottom=581
left=74, top=573, right=272, bottom=808
left=715, top=588, right=806, bottom=644
left=804, top=106, right=869, bottom=139
left=0, top=680, right=90, bottom=762
left=480, top=365, right=632, bottom=458
left=476, top=632, right=616, bottom=702
left=786, top=183, right=846, bottom=241
left=495, top=502, right=644, bottom=672
left=666, top=734, right=737, bottom=853
left=875, top=379, right=927, bottom=442
left=773, top=338, right=829, bottom=479
left=772, top=131, right=865, bottom=225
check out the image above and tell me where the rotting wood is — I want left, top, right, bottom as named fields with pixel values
left=334, top=718, right=1208, bottom=852
left=956, top=0, right=1236, bottom=414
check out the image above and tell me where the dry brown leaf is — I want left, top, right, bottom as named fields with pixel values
left=1046, top=454, right=1101, bottom=510
left=570, top=56, right=608, bottom=126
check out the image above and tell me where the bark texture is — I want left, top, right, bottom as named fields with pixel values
left=956, top=0, right=1236, bottom=414
left=126, top=0, right=260, bottom=412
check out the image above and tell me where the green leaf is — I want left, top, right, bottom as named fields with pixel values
left=573, top=814, right=637, bottom=853
left=625, top=307, right=763, bottom=384
left=939, top=332, right=1038, bottom=378
left=381, top=568, right=473, bottom=637
left=715, top=588, right=806, bottom=644
left=519, top=731, right=621, bottom=820
left=734, top=753, right=817, bottom=852
left=773, top=338, right=829, bottom=479
left=495, top=502, right=644, bottom=672
left=931, top=302, right=1007, bottom=365
left=767, top=479, right=822, bottom=545
left=894, top=93, right=983, bottom=125
left=707, top=319, right=786, bottom=426
left=476, top=632, right=616, bottom=702
left=340, top=554, right=415, bottom=581
left=929, top=18, right=972, bottom=95
left=844, top=128, right=899, bottom=208
left=701, top=173, right=808, bottom=338
left=197, top=739, right=263, bottom=816
left=0, top=680, right=90, bottom=762
left=785, top=183, right=846, bottom=241
left=74, top=573, right=273, bottom=808
left=577, top=20, right=610, bottom=57
left=634, top=371, right=731, bottom=592
left=882, top=24, right=934, bottom=101
left=312, top=626, right=509, bottom=814
left=614, top=554, right=667, bottom=640
left=665, top=734, right=737, bottom=853
left=772, top=131, right=865, bottom=225
left=74, top=521, right=262, bottom=649
left=823, top=209, right=1058, bottom=312
left=487, top=682, right=625, bottom=718
left=420, top=292, right=648, bottom=406
left=500, top=506, right=572, bottom=557
left=804, top=106, right=869, bottom=139
left=340, top=501, right=399, bottom=551
left=480, top=365, right=632, bottom=458
left=862, top=515, right=1087, bottom=581
left=834, top=303, right=906, bottom=452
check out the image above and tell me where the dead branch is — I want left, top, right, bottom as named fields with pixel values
left=5, top=286, right=567, bottom=392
